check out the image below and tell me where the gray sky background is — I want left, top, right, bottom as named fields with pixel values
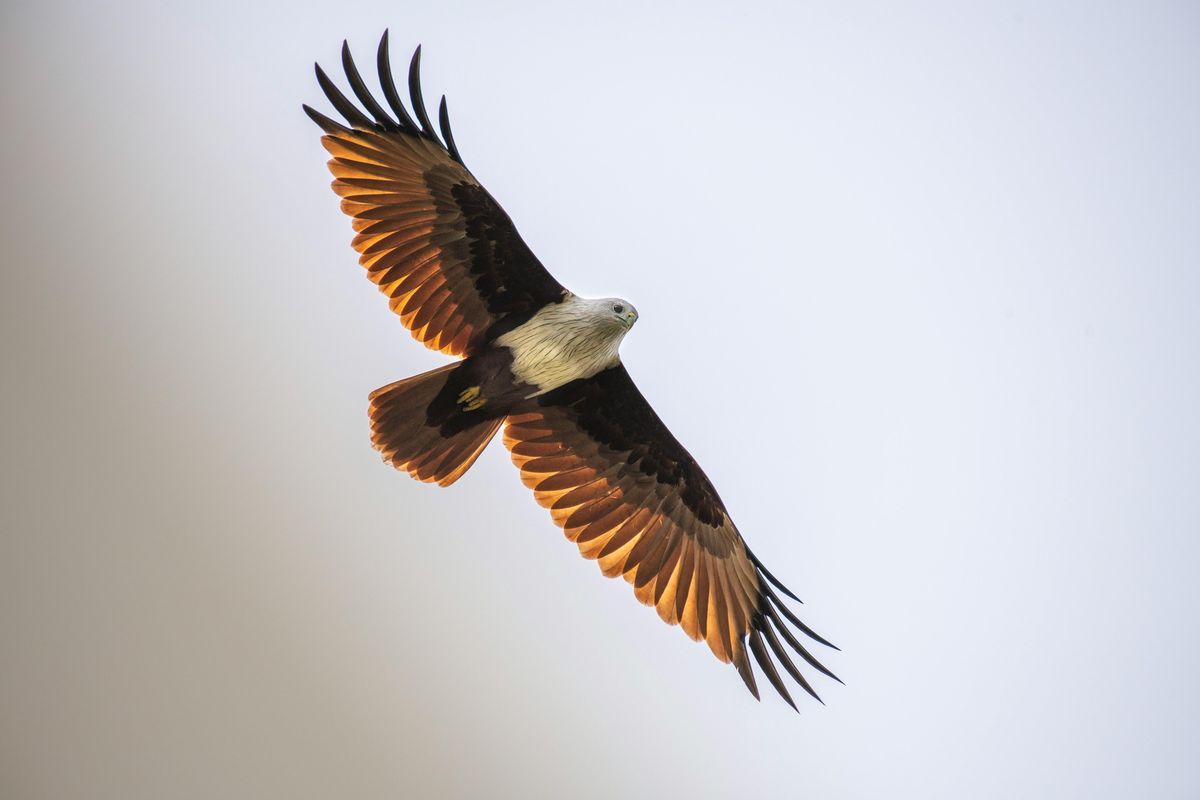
left=2, top=1, right=1198, bottom=798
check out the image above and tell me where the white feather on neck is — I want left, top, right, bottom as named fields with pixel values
left=496, top=294, right=631, bottom=395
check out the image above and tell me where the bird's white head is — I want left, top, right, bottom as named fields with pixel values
left=573, top=295, right=639, bottom=334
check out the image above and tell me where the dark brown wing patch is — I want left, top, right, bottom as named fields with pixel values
left=504, top=366, right=840, bottom=707
left=305, top=34, right=567, bottom=357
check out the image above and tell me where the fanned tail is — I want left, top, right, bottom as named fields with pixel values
left=368, top=364, right=502, bottom=486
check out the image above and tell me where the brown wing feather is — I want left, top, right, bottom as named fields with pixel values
left=306, top=36, right=567, bottom=357
left=504, top=409, right=755, bottom=666
left=502, top=366, right=841, bottom=706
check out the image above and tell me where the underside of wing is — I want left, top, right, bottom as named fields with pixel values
left=305, top=32, right=567, bottom=357
left=503, top=365, right=840, bottom=708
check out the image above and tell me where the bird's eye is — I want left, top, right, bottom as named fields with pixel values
left=613, top=304, right=625, bottom=314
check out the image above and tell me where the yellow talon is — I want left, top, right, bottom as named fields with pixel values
left=458, top=386, right=485, bottom=411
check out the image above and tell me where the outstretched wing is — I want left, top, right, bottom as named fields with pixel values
left=305, top=33, right=567, bottom=357
left=503, top=365, right=840, bottom=708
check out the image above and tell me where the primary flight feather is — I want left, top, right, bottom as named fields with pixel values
left=305, top=32, right=840, bottom=708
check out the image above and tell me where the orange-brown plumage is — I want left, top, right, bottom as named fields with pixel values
left=307, top=32, right=839, bottom=709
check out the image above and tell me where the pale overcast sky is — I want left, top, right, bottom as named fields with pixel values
left=3, top=2, right=1198, bottom=798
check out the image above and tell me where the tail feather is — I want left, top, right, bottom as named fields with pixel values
left=368, top=364, right=502, bottom=486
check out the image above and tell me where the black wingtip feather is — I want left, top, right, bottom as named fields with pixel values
left=439, top=95, right=464, bottom=165
left=314, top=62, right=374, bottom=129
left=758, top=614, right=824, bottom=704
left=377, top=31, right=419, bottom=132
left=341, top=39, right=396, bottom=129
left=747, top=548, right=803, bottom=603
left=312, top=34, right=464, bottom=164
left=763, top=604, right=844, bottom=685
left=748, top=629, right=797, bottom=711
left=734, top=652, right=761, bottom=701
left=764, top=583, right=839, bottom=650
left=407, top=45, right=439, bottom=141
left=303, top=103, right=350, bottom=134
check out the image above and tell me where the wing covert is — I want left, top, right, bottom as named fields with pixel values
left=305, top=33, right=567, bottom=357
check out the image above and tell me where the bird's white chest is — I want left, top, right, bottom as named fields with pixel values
left=497, top=304, right=623, bottom=395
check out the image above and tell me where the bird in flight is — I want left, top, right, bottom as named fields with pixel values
left=304, top=32, right=840, bottom=708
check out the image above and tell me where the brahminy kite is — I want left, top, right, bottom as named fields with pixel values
left=304, top=32, right=840, bottom=708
